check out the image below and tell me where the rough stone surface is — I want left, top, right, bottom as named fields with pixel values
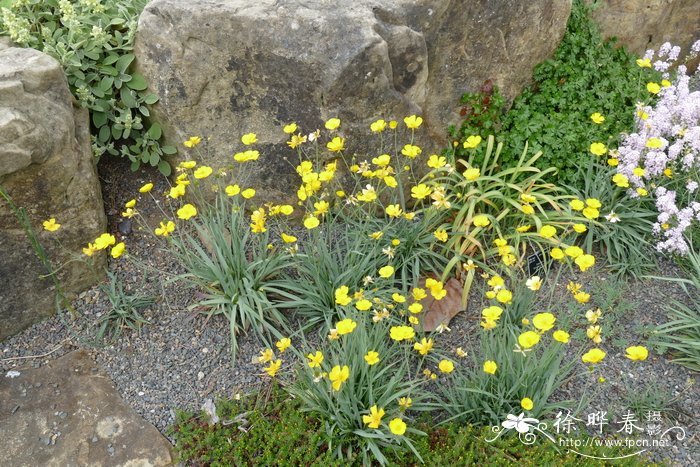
left=0, top=48, right=106, bottom=341
left=589, top=0, right=700, bottom=56
left=0, top=350, right=172, bottom=466
left=134, top=0, right=570, bottom=201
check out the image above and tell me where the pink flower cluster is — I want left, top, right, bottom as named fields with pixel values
left=617, top=40, right=700, bottom=254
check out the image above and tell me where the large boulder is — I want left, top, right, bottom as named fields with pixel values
left=0, top=47, right=106, bottom=341
left=589, top=0, right=700, bottom=56
left=134, top=0, right=571, bottom=201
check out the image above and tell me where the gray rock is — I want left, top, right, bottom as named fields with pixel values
left=0, top=350, right=172, bottom=466
left=0, top=48, right=107, bottom=340
left=134, top=0, right=570, bottom=202
left=588, top=0, right=700, bottom=56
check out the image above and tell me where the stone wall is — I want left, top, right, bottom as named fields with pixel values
left=0, top=47, right=106, bottom=341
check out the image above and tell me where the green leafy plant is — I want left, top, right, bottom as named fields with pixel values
left=1, top=0, right=175, bottom=175
left=169, top=382, right=647, bottom=466
left=96, top=270, right=153, bottom=342
left=451, top=0, right=658, bottom=188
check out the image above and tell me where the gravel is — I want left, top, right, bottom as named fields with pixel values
left=2, top=156, right=699, bottom=465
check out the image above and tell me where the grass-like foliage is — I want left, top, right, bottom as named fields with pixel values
left=1, top=0, right=175, bottom=174
left=96, top=270, right=153, bottom=342
left=650, top=245, right=700, bottom=372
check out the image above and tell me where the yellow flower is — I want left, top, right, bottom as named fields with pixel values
left=378, top=265, right=395, bottom=279
left=482, top=306, right=503, bottom=322
left=233, top=150, right=260, bottom=162
left=401, top=144, right=422, bottom=158
left=225, top=184, right=241, bottom=197
left=264, top=359, right=282, bottom=377
left=438, top=359, right=454, bottom=373
left=257, top=348, right=274, bottom=363
left=625, top=346, right=648, bottom=361
left=324, top=118, right=340, bottom=130
left=520, top=193, right=537, bottom=204
left=389, top=120, right=398, bottom=129
left=532, top=312, right=556, bottom=331
left=275, top=338, right=291, bottom=353
left=336, top=318, right=357, bottom=335
left=404, top=115, right=423, bottom=129
left=462, top=135, right=482, bottom=149
left=636, top=188, right=648, bottom=197
left=586, top=308, right=602, bottom=324
left=455, top=347, right=468, bottom=358
left=586, top=198, right=602, bottom=209
left=154, top=221, right=176, bottom=237
left=564, top=246, right=583, bottom=258
left=472, top=215, right=490, bottom=227
left=589, top=142, right=607, bottom=156
left=124, top=199, right=136, bottom=208
left=550, top=248, right=564, bottom=260
left=646, top=82, right=661, bottom=94
left=385, top=204, right=403, bottom=218
left=288, top=133, right=307, bottom=148
left=389, top=325, right=415, bottom=341
left=139, top=182, right=153, bottom=193
left=636, top=58, right=651, bottom=68
left=326, top=136, right=345, bottom=152
left=363, top=405, right=385, bottom=429
left=370, top=119, right=387, bottom=133
left=575, top=254, right=595, bottom=272
left=335, top=286, right=352, bottom=306
left=183, top=136, right=202, bottom=148
left=42, top=218, right=61, bottom=232
left=369, top=231, right=384, bottom=240
left=283, top=122, right=297, bottom=134
left=607, top=158, right=619, bottom=167
left=612, top=173, right=629, bottom=188
left=521, top=398, right=534, bottom=411
left=392, top=238, right=401, bottom=246
left=581, top=348, right=606, bottom=364
left=281, top=233, right=297, bottom=244
left=646, top=137, right=662, bottom=149
left=463, top=167, right=480, bottom=181
left=398, top=397, right=412, bottom=410
left=516, top=225, right=532, bottom=233
left=82, top=243, right=97, bottom=257
left=110, top=242, right=126, bottom=259
left=179, top=160, right=197, bottom=169
left=570, top=199, right=585, bottom=211
left=633, top=167, right=646, bottom=177
left=193, top=166, right=213, bottom=179
left=306, top=351, right=324, bottom=368
left=355, top=299, right=372, bottom=311
left=241, top=188, right=256, bottom=199
left=176, top=203, right=197, bottom=220
left=364, top=350, right=380, bottom=365
left=553, top=330, right=570, bottom=343
left=587, top=325, right=602, bottom=344
left=518, top=331, right=541, bottom=349
left=357, top=185, right=378, bottom=202
left=408, top=303, right=423, bottom=314
left=574, top=291, right=591, bottom=304
left=389, top=418, right=407, bottom=436
left=495, top=289, right=512, bottom=305
left=483, top=360, right=498, bottom=375
left=414, top=338, right=434, bottom=356
left=412, top=288, right=427, bottom=301
left=573, top=223, right=587, bottom=233
left=411, top=184, right=432, bottom=200
left=434, top=229, right=448, bottom=242
left=328, top=365, right=350, bottom=391
left=526, top=276, right=542, bottom=291
left=94, top=233, right=116, bottom=250
left=520, top=204, right=535, bottom=215
left=427, top=154, right=447, bottom=168
left=241, top=132, right=257, bottom=145
left=539, top=225, right=557, bottom=238
left=590, top=112, right=605, bottom=124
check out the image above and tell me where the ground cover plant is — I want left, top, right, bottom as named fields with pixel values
left=0, top=0, right=174, bottom=174
left=450, top=0, right=661, bottom=188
